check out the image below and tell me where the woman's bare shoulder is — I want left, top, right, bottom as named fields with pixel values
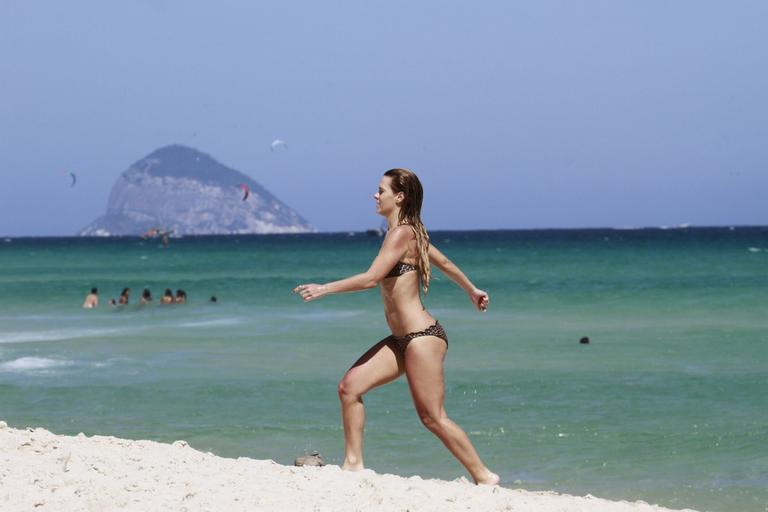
left=384, top=225, right=419, bottom=262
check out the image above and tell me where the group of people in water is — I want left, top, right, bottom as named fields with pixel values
left=82, top=287, right=187, bottom=308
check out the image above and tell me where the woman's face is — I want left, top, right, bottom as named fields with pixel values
left=374, top=176, right=401, bottom=216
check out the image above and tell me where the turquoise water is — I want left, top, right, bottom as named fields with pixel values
left=0, top=228, right=766, bottom=512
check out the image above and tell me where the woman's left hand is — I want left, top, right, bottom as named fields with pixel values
left=293, top=283, right=329, bottom=302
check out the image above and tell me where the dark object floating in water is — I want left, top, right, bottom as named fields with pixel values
left=579, top=336, right=590, bottom=344
left=294, top=451, right=325, bottom=467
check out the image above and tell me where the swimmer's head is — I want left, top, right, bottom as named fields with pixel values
left=91, top=287, right=98, bottom=294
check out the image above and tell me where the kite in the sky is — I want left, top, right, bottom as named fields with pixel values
left=270, top=139, right=287, bottom=152
left=68, top=172, right=77, bottom=187
left=239, top=184, right=250, bottom=201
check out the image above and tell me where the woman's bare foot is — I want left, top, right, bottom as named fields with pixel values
left=474, top=470, right=501, bottom=486
left=341, top=458, right=364, bottom=471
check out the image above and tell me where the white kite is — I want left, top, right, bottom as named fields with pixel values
left=270, top=139, right=287, bottom=152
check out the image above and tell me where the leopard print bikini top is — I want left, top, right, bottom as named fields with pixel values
left=385, top=262, right=417, bottom=278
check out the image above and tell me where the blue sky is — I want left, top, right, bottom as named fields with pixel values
left=1, top=0, right=766, bottom=235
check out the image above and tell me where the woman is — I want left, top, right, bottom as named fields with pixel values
left=118, top=287, right=131, bottom=305
left=82, top=287, right=99, bottom=309
left=139, top=288, right=153, bottom=305
left=293, top=168, right=499, bottom=485
left=161, top=288, right=175, bottom=304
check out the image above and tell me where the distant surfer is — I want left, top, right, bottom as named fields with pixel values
left=142, top=227, right=171, bottom=247
left=82, top=287, right=99, bottom=309
left=293, top=169, right=499, bottom=485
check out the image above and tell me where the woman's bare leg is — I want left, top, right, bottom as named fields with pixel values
left=404, top=337, right=499, bottom=485
left=338, top=337, right=404, bottom=471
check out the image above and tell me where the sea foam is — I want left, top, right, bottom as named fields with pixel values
left=176, top=318, right=243, bottom=328
left=0, top=357, right=74, bottom=373
left=0, top=327, right=129, bottom=344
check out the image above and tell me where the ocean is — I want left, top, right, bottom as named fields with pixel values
left=0, top=228, right=766, bottom=512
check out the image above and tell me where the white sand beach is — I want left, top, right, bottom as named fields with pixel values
left=0, top=421, right=699, bottom=512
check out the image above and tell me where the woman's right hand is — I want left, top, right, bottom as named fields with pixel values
left=469, top=288, right=489, bottom=312
left=293, top=283, right=329, bottom=302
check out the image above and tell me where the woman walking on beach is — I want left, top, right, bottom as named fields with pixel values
left=293, top=168, right=499, bottom=485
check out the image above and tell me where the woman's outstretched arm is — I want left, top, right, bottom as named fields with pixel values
left=428, top=244, right=489, bottom=311
left=293, top=226, right=412, bottom=302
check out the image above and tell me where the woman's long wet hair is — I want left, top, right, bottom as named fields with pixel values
left=384, top=168, right=431, bottom=294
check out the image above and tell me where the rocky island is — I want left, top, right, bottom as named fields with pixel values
left=80, top=145, right=313, bottom=236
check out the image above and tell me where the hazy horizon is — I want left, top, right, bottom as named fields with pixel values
left=2, top=1, right=766, bottom=236
left=3, top=224, right=766, bottom=240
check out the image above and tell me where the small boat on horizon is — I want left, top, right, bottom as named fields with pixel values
left=365, top=221, right=387, bottom=237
